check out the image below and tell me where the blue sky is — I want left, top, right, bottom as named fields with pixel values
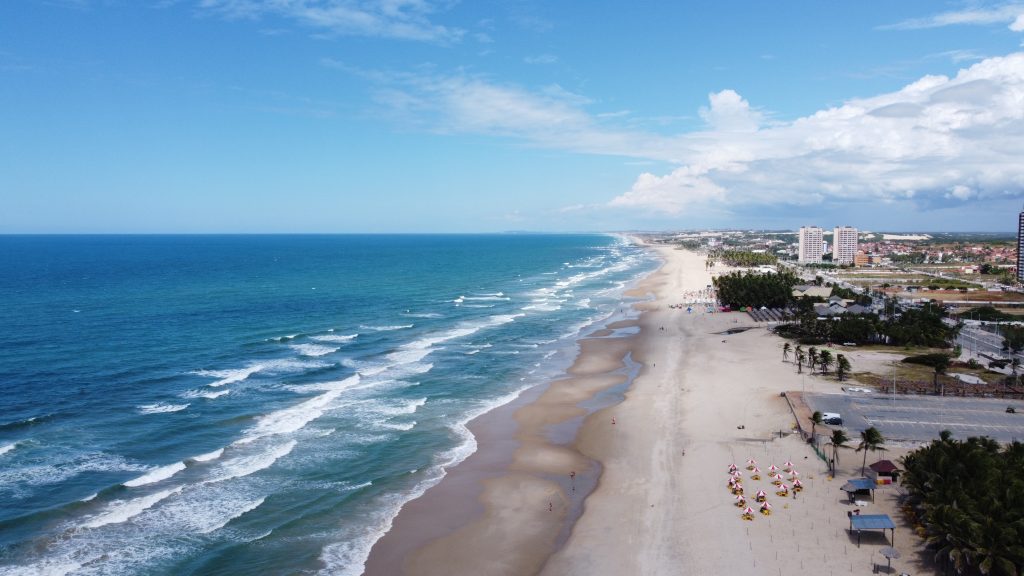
left=2, top=1, right=1023, bottom=233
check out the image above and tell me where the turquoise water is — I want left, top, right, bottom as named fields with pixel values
left=0, top=234, right=655, bottom=575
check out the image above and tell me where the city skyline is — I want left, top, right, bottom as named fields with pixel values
left=3, top=1, right=1024, bottom=233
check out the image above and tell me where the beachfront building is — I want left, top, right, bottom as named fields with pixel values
left=833, top=226, right=858, bottom=265
left=798, top=226, right=823, bottom=263
left=1018, top=209, right=1024, bottom=282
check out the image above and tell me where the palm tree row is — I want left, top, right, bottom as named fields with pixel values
left=784, top=343, right=852, bottom=380
left=900, top=434, right=1024, bottom=575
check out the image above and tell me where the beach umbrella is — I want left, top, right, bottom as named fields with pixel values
left=784, top=460, right=793, bottom=468
left=747, top=458, right=757, bottom=465
left=730, top=470, right=742, bottom=478
left=752, top=467, right=760, bottom=474
left=790, top=470, right=800, bottom=477
left=743, top=507, right=754, bottom=514
left=760, top=502, right=772, bottom=510
left=734, top=494, right=746, bottom=502
left=728, top=464, right=737, bottom=472
left=880, top=547, right=901, bottom=571
left=768, top=464, right=778, bottom=472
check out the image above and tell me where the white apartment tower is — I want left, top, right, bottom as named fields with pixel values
left=833, top=226, right=859, bottom=264
left=798, top=226, right=823, bottom=263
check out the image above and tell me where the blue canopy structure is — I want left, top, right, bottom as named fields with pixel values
left=840, top=478, right=876, bottom=502
left=849, top=514, right=896, bottom=547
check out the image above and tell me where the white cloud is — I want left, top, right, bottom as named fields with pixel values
left=698, top=89, right=761, bottom=132
left=197, top=0, right=464, bottom=42
left=524, top=54, right=558, bottom=65
left=608, top=52, right=1024, bottom=214
left=357, top=52, right=1024, bottom=216
left=882, top=4, right=1024, bottom=31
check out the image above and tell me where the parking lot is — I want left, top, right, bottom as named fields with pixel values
left=803, top=392, right=1024, bottom=443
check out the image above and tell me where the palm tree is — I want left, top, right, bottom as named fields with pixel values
left=836, top=354, right=851, bottom=381
left=818, top=350, right=833, bottom=375
left=932, top=354, right=950, bottom=396
left=827, top=429, right=851, bottom=470
left=795, top=351, right=805, bottom=374
left=809, top=411, right=823, bottom=446
left=807, top=346, right=818, bottom=371
left=857, top=426, right=885, bottom=475
left=782, top=342, right=791, bottom=362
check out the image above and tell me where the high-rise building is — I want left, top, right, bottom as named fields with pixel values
left=833, top=226, right=858, bottom=264
left=798, top=226, right=823, bottom=263
left=1017, top=210, right=1024, bottom=282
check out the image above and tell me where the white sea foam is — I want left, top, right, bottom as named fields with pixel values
left=317, top=388, right=526, bottom=576
left=359, top=324, right=413, bottom=331
left=208, top=440, right=297, bottom=483
left=124, top=461, right=186, bottom=487
left=82, top=486, right=183, bottom=529
left=191, top=448, right=224, bottom=462
left=463, top=295, right=510, bottom=301
left=402, top=312, right=442, bottom=319
left=0, top=442, right=18, bottom=456
left=0, top=453, right=146, bottom=496
left=290, top=343, right=340, bottom=357
left=239, top=375, right=360, bottom=443
left=194, top=365, right=265, bottom=387
left=182, top=388, right=230, bottom=399
left=311, top=333, right=358, bottom=343
left=196, top=496, right=265, bottom=534
left=137, top=403, right=189, bottom=414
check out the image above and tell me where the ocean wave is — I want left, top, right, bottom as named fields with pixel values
left=0, top=442, right=19, bottom=456
left=0, top=452, right=147, bottom=497
left=182, top=388, right=230, bottom=399
left=311, top=333, right=359, bottom=343
left=196, top=496, right=266, bottom=534
left=124, top=461, right=187, bottom=487
left=81, top=486, right=183, bottom=529
left=194, top=365, right=264, bottom=387
left=190, top=448, right=224, bottom=463
left=270, top=334, right=302, bottom=342
left=208, top=440, right=297, bottom=483
left=317, top=389, right=526, bottom=576
left=290, top=343, right=340, bottom=358
left=0, top=413, right=55, bottom=432
left=402, top=312, right=442, bottom=319
left=359, top=324, right=413, bottom=332
left=239, top=375, right=361, bottom=443
left=137, top=403, right=189, bottom=414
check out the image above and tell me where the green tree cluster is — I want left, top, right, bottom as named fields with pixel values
left=901, top=435, right=1024, bottom=575
left=962, top=306, right=1014, bottom=322
left=711, top=250, right=778, bottom=267
left=713, top=271, right=800, bottom=309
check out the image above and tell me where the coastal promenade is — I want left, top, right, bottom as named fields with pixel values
left=366, top=245, right=931, bottom=575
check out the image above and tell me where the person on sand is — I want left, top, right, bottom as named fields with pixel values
left=611, top=417, right=616, bottom=425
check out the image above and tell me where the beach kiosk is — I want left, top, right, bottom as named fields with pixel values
left=868, top=460, right=900, bottom=485
left=848, top=513, right=896, bottom=547
left=840, top=478, right=877, bottom=503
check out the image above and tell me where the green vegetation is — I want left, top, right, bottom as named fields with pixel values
left=1001, top=325, right=1024, bottom=354
left=710, top=249, right=777, bottom=267
left=712, top=270, right=799, bottom=309
left=902, top=353, right=952, bottom=395
left=774, top=306, right=959, bottom=348
left=959, top=306, right=1016, bottom=322
left=901, top=435, right=1024, bottom=575
left=856, top=426, right=886, bottom=476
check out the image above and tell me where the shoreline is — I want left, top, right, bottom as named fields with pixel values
left=363, top=246, right=656, bottom=575
left=363, top=243, right=932, bottom=575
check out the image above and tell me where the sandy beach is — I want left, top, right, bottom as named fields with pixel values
left=365, top=243, right=928, bottom=576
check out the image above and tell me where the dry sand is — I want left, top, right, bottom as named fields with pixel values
left=365, top=244, right=930, bottom=576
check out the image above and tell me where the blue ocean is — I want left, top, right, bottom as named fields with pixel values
left=0, top=234, right=655, bottom=575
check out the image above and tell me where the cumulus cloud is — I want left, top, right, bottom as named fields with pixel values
left=606, top=52, right=1024, bottom=215
left=353, top=51, right=1024, bottom=216
left=197, top=0, right=463, bottom=42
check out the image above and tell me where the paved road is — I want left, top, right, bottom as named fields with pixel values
left=804, top=392, right=1024, bottom=444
